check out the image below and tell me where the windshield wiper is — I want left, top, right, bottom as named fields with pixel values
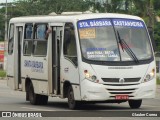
left=117, top=31, right=124, bottom=52
left=117, top=31, right=139, bottom=63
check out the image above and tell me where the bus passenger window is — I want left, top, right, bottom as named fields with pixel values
left=23, top=24, right=33, bottom=56
left=34, top=24, right=47, bottom=40
left=23, top=40, right=32, bottom=55
left=24, top=24, right=33, bottom=39
left=8, top=24, right=14, bottom=55
left=63, top=23, right=77, bottom=57
left=63, top=23, right=77, bottom=66
left=33, top=24, right=48, bottom=56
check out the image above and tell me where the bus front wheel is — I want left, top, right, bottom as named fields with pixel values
left=128, top=100, right=142, bottom=109
left=67, top=86, right=79, bottom=109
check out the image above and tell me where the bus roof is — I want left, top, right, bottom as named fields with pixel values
left=10, top=13, right=143, bottom=23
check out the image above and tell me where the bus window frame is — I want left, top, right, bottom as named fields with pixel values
left=32, top=23, right=48, bottom=57
left=8, top=23, right=14, bottom=55
left=23, top=23, right=33, bottom=56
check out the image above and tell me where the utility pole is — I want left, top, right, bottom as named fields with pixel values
left=147, top=0, right=156, bottom=51
left=148, top=0, right=155, bottom=41
left=147, top=0, right=154, bottom=29
left=4, top=0, right=8, bottom=70
left=94, top=0, right=96, bottom=13
left=5, top=0, right=8, bottom=42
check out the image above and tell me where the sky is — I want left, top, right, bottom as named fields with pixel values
left=0, top=0, right=15, bottom=3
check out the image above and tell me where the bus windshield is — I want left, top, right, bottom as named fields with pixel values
left=77, top=18, right=152, bottom=62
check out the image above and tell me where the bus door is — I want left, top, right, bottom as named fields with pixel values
left=7, top=24, right=15, bottom=89
left=48, top=24, right=63, bottom=95
left=14, top=25, right=23, bottom=90
left=61, top=23, right=80, bottom=99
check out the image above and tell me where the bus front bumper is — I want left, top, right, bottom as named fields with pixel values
left=80, top=79, right=156, bottom=101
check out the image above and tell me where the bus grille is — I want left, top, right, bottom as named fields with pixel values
left=102, top=77, right=141, bottom=83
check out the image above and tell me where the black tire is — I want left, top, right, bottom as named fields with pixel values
left=128, top=100, right=142, bottom=109
left=26, top=91, right=29, bottom=101
left=39, top=95, right=48, bottom=105
left=67, top=86, right=79, bottom=109
left=28, top=83, right=49, bottom=105
left=28, top=83, right=39, bottom=105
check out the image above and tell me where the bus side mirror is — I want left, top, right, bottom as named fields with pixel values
left=148, top=27, right=156, bottom=52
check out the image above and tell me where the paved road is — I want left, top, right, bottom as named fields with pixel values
left=0, top=79, right=160, bottom=119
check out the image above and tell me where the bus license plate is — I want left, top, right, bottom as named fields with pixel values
left=115, top=95, right=129, bottom=100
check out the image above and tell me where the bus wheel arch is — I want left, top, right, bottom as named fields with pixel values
left=25, top=78, right=48, bottom=105
left=24, top=78, right=37, bottom=104
left=63, top=81, right=71, bottom=98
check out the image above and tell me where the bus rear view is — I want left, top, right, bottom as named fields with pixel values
left=77, top=17, right=156, bottom=109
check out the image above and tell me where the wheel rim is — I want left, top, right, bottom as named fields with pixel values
left=68, top=88, right=75, bottom=108
left=29, top=85, right=34, bottom=102
left=68, top=90, right=74, bottom=105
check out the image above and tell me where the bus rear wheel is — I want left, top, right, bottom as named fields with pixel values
left=39, top=95, right=48, bottom=105
left=28, top=83, right=38, bottom=105
left=28, top=83, right=48, bottom=105
left=128, top=100, right=142, bottom=109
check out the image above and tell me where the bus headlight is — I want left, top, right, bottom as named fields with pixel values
left=84, top=70, right=99, bottom=83
left=142, top=69, right=155, bottom=83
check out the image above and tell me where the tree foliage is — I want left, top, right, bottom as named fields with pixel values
left=0, top=0, right=160, bottom=47
left=13, top=0, right=90, bottom=15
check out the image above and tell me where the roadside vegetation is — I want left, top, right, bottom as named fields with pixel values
left=0, top=0, right=160, bottom=46
left=157, top=77, right=160, bottom=85
left=0, top=70, right=6, bottom=78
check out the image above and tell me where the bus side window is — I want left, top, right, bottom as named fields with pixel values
left=25, top=24, right=33, bottom=39
left=23, top=23, right=33, bottom=56
left=23, top=40, right=32, bottom=55
left=8, top=24, right=14, bottom=55
left=33, top=24, right=48, bottom=56
left=63, top=28, right=71, bottom=55
left=63, top=23, right=77, bottom=66
left=34, top=24, right=47, bottom=40
left=63, top=23, right=77, bottom=56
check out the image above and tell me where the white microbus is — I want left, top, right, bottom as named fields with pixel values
left=7, top=13, right=156, bottom=109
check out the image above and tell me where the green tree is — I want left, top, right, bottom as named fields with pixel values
left=153, top=0, right=160, bottom=15
left=0, top=9, right=5, bottom=41
left=0, top=0, right=160, bottom=45
left=14, top=0, right=90, bottom=15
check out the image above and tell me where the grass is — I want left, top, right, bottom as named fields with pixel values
left=0, top=70, right=6, bottom=78
left=157, top=77, right=160, bottom=85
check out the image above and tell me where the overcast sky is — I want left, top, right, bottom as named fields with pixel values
left=0, top=0, right=15, bottom=3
